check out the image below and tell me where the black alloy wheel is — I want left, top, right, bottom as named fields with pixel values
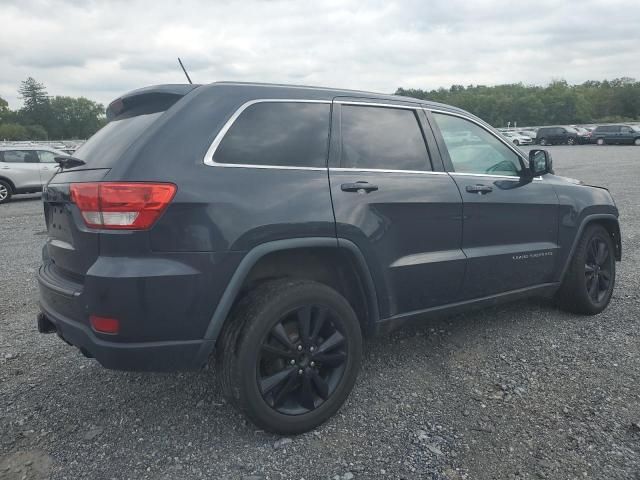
left=218, top=279, right=362, bottom=434
left=584, top=236, right=613, bottom=304
left=258, top=304, right=347, bottom=415
left=556, top=224, right=616, bottom=315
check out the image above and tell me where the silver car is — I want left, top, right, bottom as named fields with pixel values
left=0, top=146, right=65, bottom=203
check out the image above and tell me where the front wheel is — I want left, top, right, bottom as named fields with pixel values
left=634, top=138, right=640, bottom=146
left=567, top=137, right=575, bottom=145
left=556, top=224, right=615, bottom=315
left=538, top=138, right=547, bottom=146
left=217, top=279, right=362, bottom=434
left=596, top=138, right=605, bottom=145
left=513, top=140, right=519, bottom=146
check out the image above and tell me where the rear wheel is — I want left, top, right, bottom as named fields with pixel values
left=0, top=180, right=12, bottom=204
left=539, top=138, right=547, bottom=146
left=513, top=139, right=519, bottom=146
left=556, top=225, right=615, bottom=315
left=567, top=137, right=575, bottom=145
left=634, top=138, right=640, bottom=146
left=217, top=279, right=362, bottom=434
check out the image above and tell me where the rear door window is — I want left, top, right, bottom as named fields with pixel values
left=0, top=150, right=40, bottom=163
left=38, top=151, right=58, bottom=163
left=339, top=105, right=431, bottom=171
left=213, top=102, right=331, bottom=168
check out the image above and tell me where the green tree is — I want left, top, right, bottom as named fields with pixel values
left=18, top=77, right=51, bottom=132
left=0, top=123, right=28, bottom=140
left=48, top=96, right=105, bottom=139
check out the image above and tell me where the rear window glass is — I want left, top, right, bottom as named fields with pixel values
left=213, top=102, right=331, bottom=168
left=73, top=112, right=163, bottom=167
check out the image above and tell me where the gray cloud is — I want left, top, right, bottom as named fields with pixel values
left=0, top=0, right=639, bottom=108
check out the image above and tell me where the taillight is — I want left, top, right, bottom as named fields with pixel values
left=70, top=182, right=176, bottom=230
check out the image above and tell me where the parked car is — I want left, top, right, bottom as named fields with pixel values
left=536, top=126, right=581, bottom=146
left=37, top=82, right=621, bottom=434
left=501, top=131, right=533, bottom=146
left=591, top=125, right=640, bottom=145
left=0, top=146, right=65, bottom=203
left=518, top=129, right=538, bottom=139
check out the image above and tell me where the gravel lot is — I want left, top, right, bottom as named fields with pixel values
left=1, top=145, right=639, bottom=480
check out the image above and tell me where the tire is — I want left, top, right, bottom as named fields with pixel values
left=556, top=224, right=615, bottom=315
left=596, top=138, right=605, bottom=146
left=217, top=278, right=362, bottom=434
left=567, top=137, right=575, bottom=145
left=0, top=180, right=12, bottom=204
left=538, top=138, right=547, bottom=146
left=513, top=140, right=519, bottom=146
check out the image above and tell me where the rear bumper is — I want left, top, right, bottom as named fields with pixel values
left=38, top=299, right=213, bottom=371
left=36, top=253, right=240, bottom=371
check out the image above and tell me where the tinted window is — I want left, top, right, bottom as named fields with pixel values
left=38, top=151, right=58, bottom=163
left=340, top=105, right=430, bottom=171
left=0, top=150, right=40, bottom=163
left=433, top=113, right=522, bottom=177
left=73, top=112, right=164, bottom=167
left=214, top=102, right=330, bottom=168
left=620, top=126, right=633, bottom=133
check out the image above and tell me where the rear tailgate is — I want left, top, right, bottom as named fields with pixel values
left=41, top=85, right=197, bottom=281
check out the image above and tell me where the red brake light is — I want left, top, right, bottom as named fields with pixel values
left=90, top=315, right=120, bottom=334
left=70, top=182, right=176, bottom=230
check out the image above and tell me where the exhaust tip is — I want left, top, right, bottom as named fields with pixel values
left=37, top=312, right=56, bottom=334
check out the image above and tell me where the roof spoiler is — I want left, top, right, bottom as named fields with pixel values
left=106, top=84, right=200, bottom=121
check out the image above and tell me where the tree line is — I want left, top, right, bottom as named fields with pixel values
left=0, top=77, right=105, bottom=141
left=396, top=78, right=640, bottom=127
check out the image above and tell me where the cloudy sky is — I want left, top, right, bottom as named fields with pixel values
left=1, top=0, right=639, bottom=108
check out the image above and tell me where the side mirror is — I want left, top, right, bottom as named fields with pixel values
left=528, top=149, right=553, bottom=176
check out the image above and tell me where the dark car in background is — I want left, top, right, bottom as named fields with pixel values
left=37, top=82, right=621, bottom=434
left=591, top=125, right=640, bottom=145
left=536, top=126, right=581, bottom=145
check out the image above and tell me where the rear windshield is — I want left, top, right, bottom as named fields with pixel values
left=72, top=111, right=163, bottom=167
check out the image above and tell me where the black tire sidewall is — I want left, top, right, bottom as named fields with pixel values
left=566, top=226, right=616, bottom=314
left=235, top=280, right=362, bottom=434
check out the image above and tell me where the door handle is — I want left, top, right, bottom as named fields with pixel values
left=465, top=184, right=493, bottom=194
left=341, top=182, right=379, bottom=193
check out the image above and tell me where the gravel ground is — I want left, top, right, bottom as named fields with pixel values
left=1, top=145, right=639, bottom=480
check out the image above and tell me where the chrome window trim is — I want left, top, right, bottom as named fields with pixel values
left=330, top=167, right=447, bottom=175
left=203, top=98, right=332, bottom=170
left=449, top=172, right=543, bottom=181
left=335, top=100, right=420, bottom=110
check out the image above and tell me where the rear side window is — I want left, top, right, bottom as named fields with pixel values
left=213, top=102, right=331, bottom=168
left=0, top=150, right=40, bottom=163
left=340, top=105, right=431, bottom=171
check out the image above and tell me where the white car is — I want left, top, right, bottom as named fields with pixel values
left=501, top=131, right=533, bottom=146
left=0, top=146, right=65, bottom=203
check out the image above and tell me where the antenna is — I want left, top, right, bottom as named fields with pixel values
left=178, top=57, right=193, bottom=84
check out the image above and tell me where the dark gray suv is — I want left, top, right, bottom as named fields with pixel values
left=37, top=82, right=621, bottom=434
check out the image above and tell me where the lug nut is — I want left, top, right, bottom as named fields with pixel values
left=309, top=346, right=315, bottom=352
left=290, top=359, right=296, bottom=365
left=297, top=345, right=303, bottom=351
left=298, top=369, right=304, bottom=375
left=310, top=361, right=315, bottom=367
